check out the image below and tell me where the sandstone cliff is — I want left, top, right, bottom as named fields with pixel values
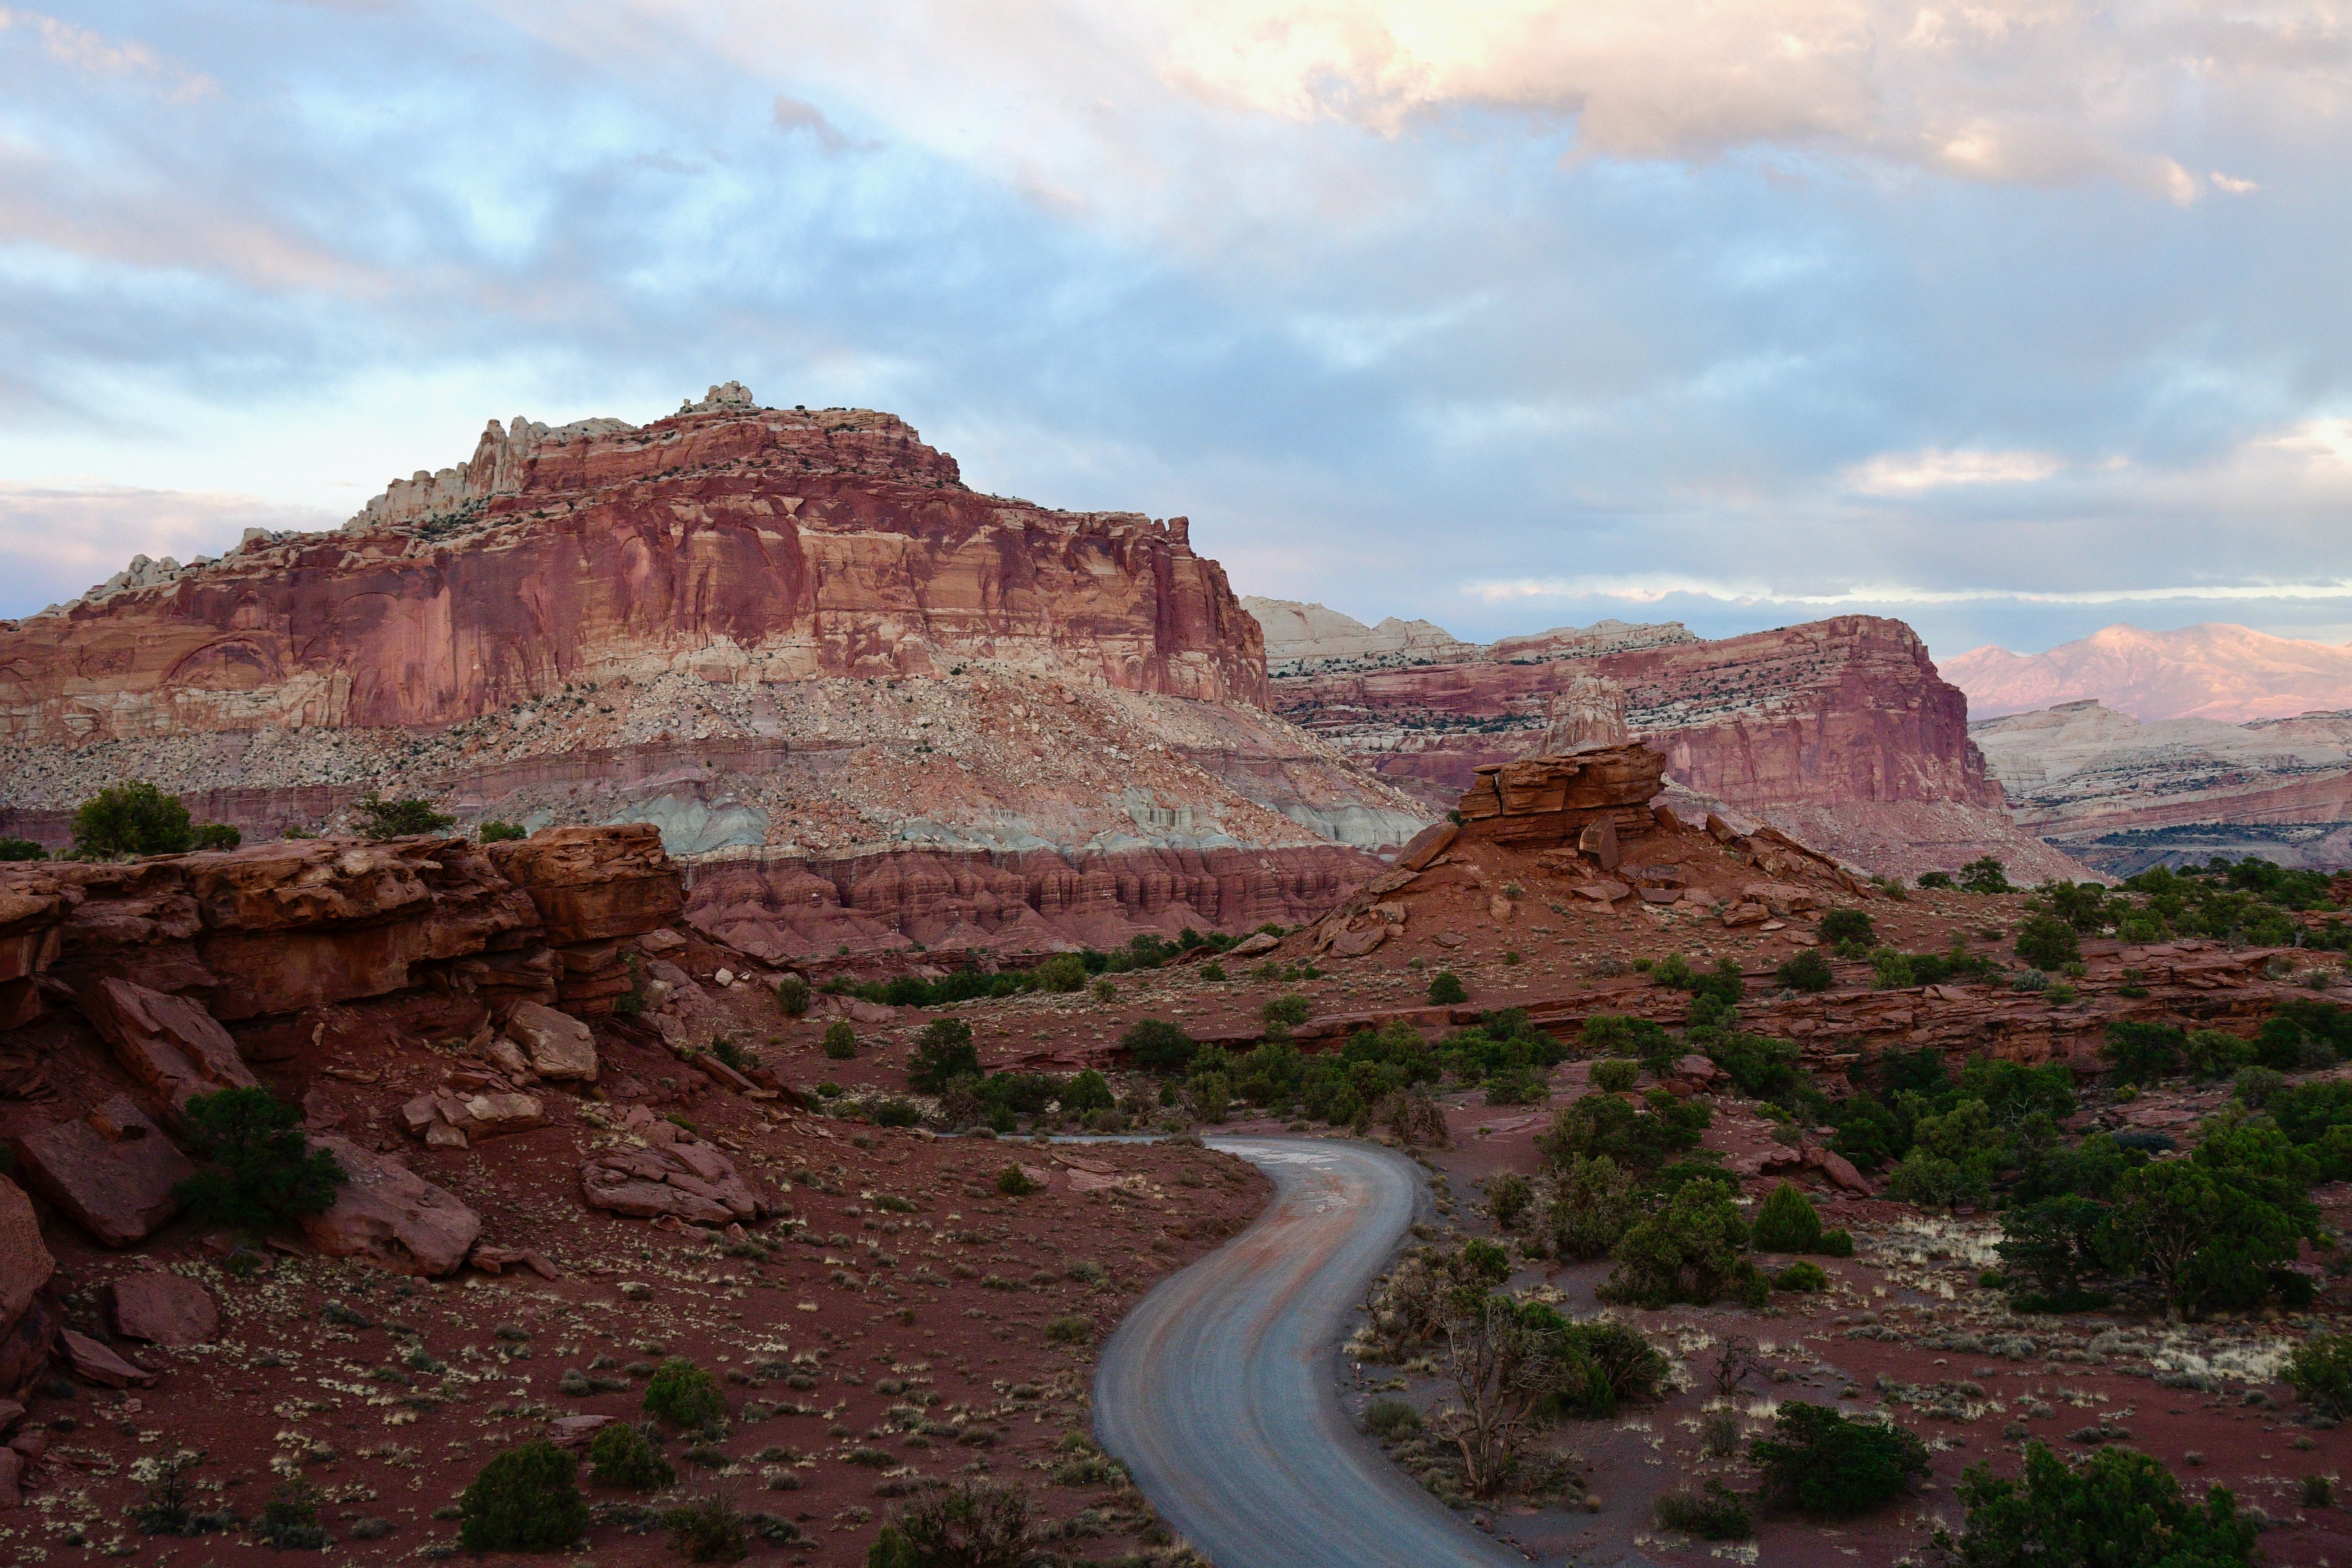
left=0, top=387, right=1429, bottom=945
left=1269, top=613, right=2093, bottom=882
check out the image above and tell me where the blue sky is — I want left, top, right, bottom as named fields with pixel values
left=4, top=1, right=2351, bottom=662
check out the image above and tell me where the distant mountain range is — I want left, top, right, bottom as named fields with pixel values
left=1944, top=623, right=2352, bottom=723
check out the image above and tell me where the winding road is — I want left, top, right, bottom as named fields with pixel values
left=1094, top=1138, right=1527, bottom=1568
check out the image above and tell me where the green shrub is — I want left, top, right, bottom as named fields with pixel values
left=2233, top=1065, right=2285, bottom=1109
left=1775, top=1260, right=1828, bottom=1292
left=351, top=795, right=457, bottom=841
left=458, top=1442, right=587, bottom=1552
left=908, top=1019, right=979, bottom=1091
left=1363, top=1397, right=1422, bottom=1439
left=0, top=837, right=46, bottom=861
left=253, top=1481, right=328, bottom=1550
left=1033, top=953, right=1088, bottom=992
left=2103, top=1020, right=2185, bottom=1085
left=663, top=1496, right=748, bottom=1564
left=1539, top=1153, right=1642, bottom=1260
left=1818, top=909, right=1876, bottom=946
left=71, top=780, right=194, bottom=858
left=2285, top=1334, right=2352, bottom=1418
left=191, top=822, right=240, bottom=851
left=1952, top=1442, right=2255, bottom=1566
left=643, top=1358, right=726, bottom=1429
left=1538, top=1088, right=1708, bottom=1174
left=1655, top=1482, right=1752, bottom=1540
left=2184, top=1029, right=2257, bottom=1079
left=1817, top=1228, right=1853, bottom=1257
left=873, top=1098, right=920, bottom=1128
left=879, top=1479, right=1031, bottom=1568
left=1120, top=1018, right=1196, bottom=1072
left=1044, top=1315, right=1093, bottom=1345
left=1916, top=871, right=1953, bottom=889
left=1579, top=1013, right=1680, bottom=1075
left=1748, top=1182, right=1823, bottom=1253
left=1090, top=977, right=1116, bottom=1003
left=2014, top=914, right=2080, bottom=970
left=1600, top=1177, right=1750, bottom=1308
left=774, top=976, right=810, bottom=1016
left=1263, top=994, right=1312, bottom=1028
left=1486, top=1171, right=1534, bottom=1229
left=171, top=1088, right=347, bottom=1235
left=1749, top=1404, right=1928, bottom=1517
left=821, top=1021, right=857, bottom=1059
left=1064, top=1069, right=1115, bottom=1112
left=1590, top=1059, right=1639, bottom=1093
left=476, top=819, right=527, bottom=843
left=1775, top=949, right=1834, bottom=993
left=587, top=1422, right=674, bottom=1490
left=1958, top=856, right=2013, bottom=894
left=1427, top=971, right=1467, bottom=1005
left=997, top=1165, right=1039, bottom=1197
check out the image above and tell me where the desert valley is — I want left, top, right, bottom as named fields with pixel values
left=1, top=383, right=2350, bottom=1568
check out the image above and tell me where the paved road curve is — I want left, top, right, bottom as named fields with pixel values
left=1094, top=1138, right=1527, bottom=1568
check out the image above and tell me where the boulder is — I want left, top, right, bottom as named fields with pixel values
left=109, top=1274, right=218, bottom=1346
left=57, top=1328, right=156, bottom=1388
left=1577, top=814, right=1622, bottom=871
left=1801, top=1144, right=1873, bottom=1195
left=1327, top=923, right=1387, bottom=958
left=1720, top=902, right=1769, bottom=927
left=297, top=1135, right=482, bottom=1275
left=0, top=1180, right=52, bottom=1338
left=487, top=825, right=685, bottom=944
left=79, top=978, right=256, bottom=1111
left=580, top=1141, right=766, bottom=1225
left=1394, top=819, right=1458, bottom=873
left=505, top=1001, right=596, bottom=1081
left=1224, top=931, right=1281, bottom=959
left=12, top=1097, right=195, bottom=1247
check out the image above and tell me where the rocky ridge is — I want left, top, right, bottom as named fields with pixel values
left=1946, top=621, right=2352, bottom=723
left=1265, top=611, right=2087, bottom=882
left=1969, top=700, right=2352, bottom=874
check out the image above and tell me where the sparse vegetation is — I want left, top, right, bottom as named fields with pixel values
left=458, top=1442, right=587, bottom=1552
left=171, top=1087, right=347, bottom=1235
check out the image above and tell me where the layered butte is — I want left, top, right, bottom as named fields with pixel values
left=0, top=384, right=1429, bottom=954
left=1258, top=605, right=2090, bottom=883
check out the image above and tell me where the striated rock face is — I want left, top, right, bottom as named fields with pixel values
left=0, top=824, right=678, bottom=1026
left=0, top=394, right=1263, bottom=742
left=1453, top=744, right=1668, bottom=850
left=0, top=389, right=1424, bottom=948
left=1534, top=673, right=1628, bottom=756
left=1970, top=700, right=2352, bottom=874
left=684, top=843, right=1380, bottom=961
left=1269, top=612, right=2084, bottom=880
left=1241, top=598, right=1475, bottom=675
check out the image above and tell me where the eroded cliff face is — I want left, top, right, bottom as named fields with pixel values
left=1270, top=614, right=2095, bottom=880
left=0, top=388, right=1422, bottom=945
left=0, top=391, right=1263, bottom=744
left=1279, top=615, right=2000, bottom=808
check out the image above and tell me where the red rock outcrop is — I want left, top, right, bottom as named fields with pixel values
left=0, top=397, right=1262, bottom=743
left=1271, top=614, right=2097, bottom=881
left=684, top=843, right=1380, bottom=961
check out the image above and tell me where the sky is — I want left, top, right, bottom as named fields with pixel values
left=4, top=2, right=2352, bottom=664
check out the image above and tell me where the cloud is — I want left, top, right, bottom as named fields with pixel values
left=771, top=94, right=875, bottom=152
left=1152, top=0, right=2351, bottom=196
left=0, top=7, right=215, bottom=98
left=1842, top=448, right=2065, bottom=494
